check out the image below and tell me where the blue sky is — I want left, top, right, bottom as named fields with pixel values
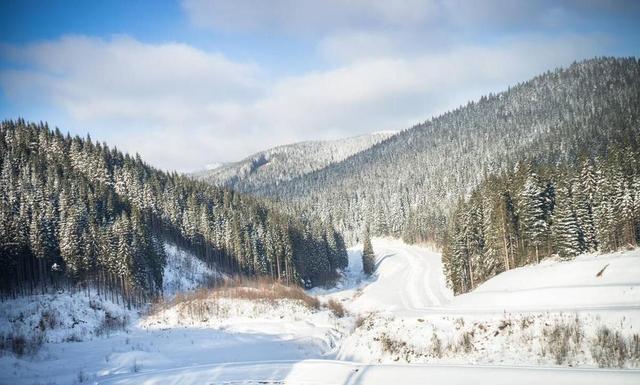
left=1, top=1, right=639, bottom=171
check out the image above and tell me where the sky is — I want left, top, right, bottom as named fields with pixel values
left=1, top=1, right=639, bottom=171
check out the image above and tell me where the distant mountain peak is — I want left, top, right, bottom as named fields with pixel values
left=193, top=131, right=396, bottom=191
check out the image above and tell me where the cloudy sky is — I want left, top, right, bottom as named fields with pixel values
left=1, top=1, right=639, bottom=171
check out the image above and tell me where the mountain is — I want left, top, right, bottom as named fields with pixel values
left=0, top=120, right=348, bottom=302
left=193, top=132, right=396, bottom=192
left=244, top=57, right=640, bottom=246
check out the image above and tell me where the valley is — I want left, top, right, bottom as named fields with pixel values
left=3, top=3, right=640, bottom=384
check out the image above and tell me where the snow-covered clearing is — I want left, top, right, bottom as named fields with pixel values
left=1, top=239, right=639, bottom=384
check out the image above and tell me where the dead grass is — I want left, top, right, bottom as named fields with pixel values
left=95, top=311, right=129, bottom=336
left=541, top=317, right=583, bottom=365
left=326, top=298, right=346, bottom=318
left=153, top=277, right=321, bottom=314
left=590, top=326, right=628, bottom=368
left=0, top=331, right=44, bottom=357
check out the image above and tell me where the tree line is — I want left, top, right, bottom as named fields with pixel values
left=0, top=120, right=347, bottom=304
left=442, top=144, right=640, bottom=294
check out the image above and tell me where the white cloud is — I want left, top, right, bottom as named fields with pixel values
left=1, top=34, right=608, bottom=171
left=181, top=0, right=439, bottom=34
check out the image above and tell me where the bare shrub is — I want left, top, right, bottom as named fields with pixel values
left=132, top=359, right=142, bottom=373
left=326, top=299, right=346, bottom=318
left=430, top=331, right=443, bottom=358
left=76, top=370, right=89, bottom=383
left=1, top=331, right=44, bottom=357
left=541, top=317, right=582, bottom=365
left=39, top=309, right=57, bottom=332
left=456, top=330, right=474, bottom=354
left=379, top=333, right=407, bottom=355
left=591, top=326, right=627, bottom=368
left=354, top=315, right=366, bottom=329
left=628, top=334, right=640, bottom=366
left=149, top=278, right=322, bottom=324
left=96, top=311, right=129, bottom=336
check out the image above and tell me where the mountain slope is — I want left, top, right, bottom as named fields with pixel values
left=250, top=57, right=640, bottom=245
left=0, top=121, right=348, bottom=302
left=194, top=132, right=396, bottom=192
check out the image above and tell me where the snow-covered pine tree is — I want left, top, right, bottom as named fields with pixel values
left=362, top=227, right=376, bottom=276
left=519, top=170, right=549, bottom=263
left=574, top=158, right=598, bottom=251
left=552, top=183, right=583, bottom=260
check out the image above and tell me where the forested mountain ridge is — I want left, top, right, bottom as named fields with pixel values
left=0, top=121, right=348, bottom=302
left=443, top=145, right=640, bottom=294
left=250, top=57, right=640, bottom=246
left=194, top=132, right=396, bottom=192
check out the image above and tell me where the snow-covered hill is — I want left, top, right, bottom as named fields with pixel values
left=192, top=132, right=396, bottom=192
left=326, top=239, right=640, bottom=368
left=449, top=249, right=640, bottom=311
left=2, top=239, right=639, bottom=385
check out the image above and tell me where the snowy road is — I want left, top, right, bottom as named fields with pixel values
left=98, top=359, right=640, bottom=385
left=346, top=239, right=453, bottom=314
left=341, top=238, right=640, bottom=315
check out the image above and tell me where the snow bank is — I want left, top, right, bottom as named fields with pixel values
left=450, top=249, right=640, bottom=311
left=140, top=289, right=349, bottom=354
left=325, top=239, right=640, bottom=368
left=339, top=310, right=640, bottom=368
left=0, top=291, right=134, bottom=346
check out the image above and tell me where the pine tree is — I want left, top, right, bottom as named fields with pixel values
left=361, top=227, right=376, bottom=276
left=519, top=171, right=549, bottom=263
left=552, top=183, right=583, bottom=259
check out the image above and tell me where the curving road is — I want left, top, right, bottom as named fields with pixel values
left=347, top=238, right=453, bottom=315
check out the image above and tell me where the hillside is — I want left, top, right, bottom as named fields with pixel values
left=248, top=58, right=640, bottom=246
left=0, top=121, right=348, bottom=304
left=194, top=132, right=396, bottom=192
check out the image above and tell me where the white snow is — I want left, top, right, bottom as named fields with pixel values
left=1, top=239, right=639, bottom=384
left=449, top=249, right=640, bottom=311
left=162, top=242, right=222, bottom=297
left=96, top=360, right=640, bottom=385
left=324, top=239, right=640, bottom=368
left=0, top=291, right=134, bottom=345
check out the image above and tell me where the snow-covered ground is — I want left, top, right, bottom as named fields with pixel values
left=332, top=240, right=640, bottom=367
left=162, top=242, right=223, bottom=297
left=1, top=239, right=639, bottom=384
left=449, top=249, right=640, bottom=311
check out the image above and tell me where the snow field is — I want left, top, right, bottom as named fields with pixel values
left=323, top=239, right=640, bottom=368
left=97, top=359, right=640, bottom=385
left=2, top=238, right=640, bottom=384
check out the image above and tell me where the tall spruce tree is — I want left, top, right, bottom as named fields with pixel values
left=552, top=183, right=583, bottom=259
left=362, top=227, right=376, bottom=276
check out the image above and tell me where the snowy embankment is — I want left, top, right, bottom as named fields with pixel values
left=0, top=291, right=132, bottom=345
left=140, top=284, right=348, bottom=354
left=450, top=249, right=640, bottom=311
